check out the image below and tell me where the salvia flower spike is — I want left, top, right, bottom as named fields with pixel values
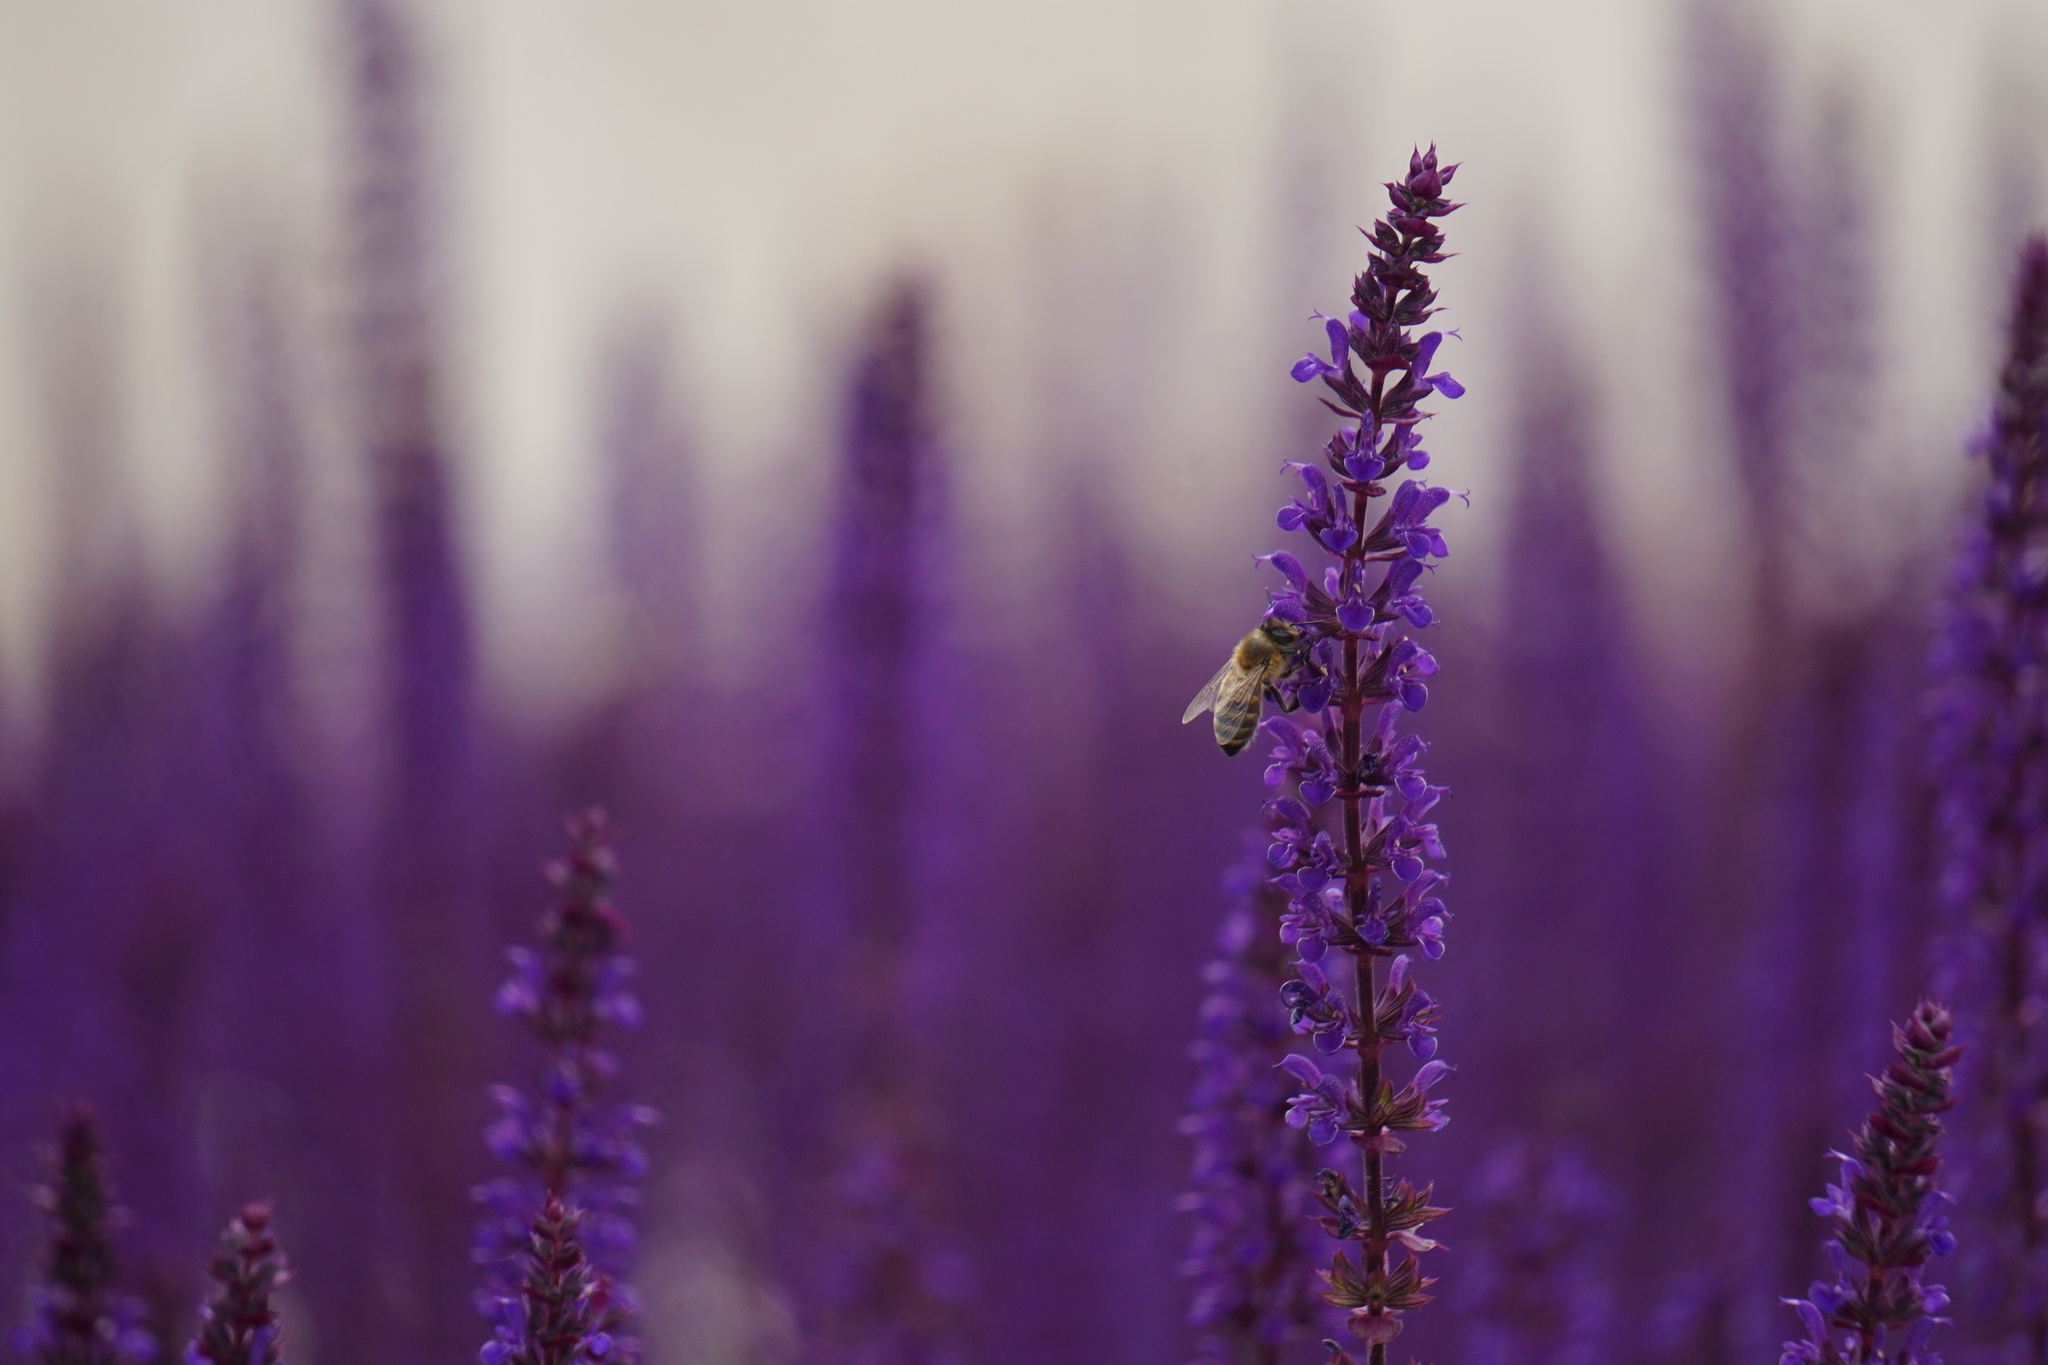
left=15, top=1106, right=155, bottom=1365
left=1228, top=146, right=1462, bottom=1365
left=1179, top=834, right=1329, bottom=1361
left=480, top=1194, right=625, bottom=1365
left=474, top=810, right=654, bottom=1335
left=1781, top=1001, right=1961, bottom=1365
left=1931, top=234, right=2048, bottom=1362
left=186, top=1203, right=290, bottom=1365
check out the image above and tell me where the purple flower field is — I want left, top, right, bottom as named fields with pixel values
left=2, top=4, right=2047, bottom=1365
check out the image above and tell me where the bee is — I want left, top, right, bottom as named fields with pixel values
left=1182, top=618, right=1304, bottom=755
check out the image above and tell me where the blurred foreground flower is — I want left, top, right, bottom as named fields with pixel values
left=1932, top=234, right=2048, bottom=1365
left=15, top=1107, right=154, bottom=1365
left=1191, top=146, right=1463, bottom=1365
left=186, top=1203, right=289, bottom=1365
left=474, top=811, right=653, bottom=1351
left=1781, top=1002, right=1960, bottom=1365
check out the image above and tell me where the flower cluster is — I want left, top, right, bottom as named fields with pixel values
left=1250, top=147, right=1462, bottom=1363
left=1782, top=1002, right=1961, bottom=1365
left=481, top=1195, right=626, bottom=1365
left=15, top=1108, right=154, bottom=1365
left=187, top=1203, right=290, bottom=1365
left=1930, top=234, right=2048, bottom=1360
left=1178, top=835, right=1331, bottom=1363
left=474, top=811, right=654, bottom=1326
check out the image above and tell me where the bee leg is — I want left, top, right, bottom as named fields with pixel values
left=1275, top=688, right=1302, bottom=714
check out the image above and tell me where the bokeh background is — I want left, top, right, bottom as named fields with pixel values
left=1, top=1, right=2046, bottom=1363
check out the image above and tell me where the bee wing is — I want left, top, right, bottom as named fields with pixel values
left=1183, top=658, right=1242, bottom=724
left=1213, top=661, right=1282, bottom=755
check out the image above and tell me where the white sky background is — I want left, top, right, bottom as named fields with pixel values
left=0, top=0, right=2044, bottom=722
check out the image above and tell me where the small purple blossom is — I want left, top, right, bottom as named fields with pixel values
left=1207, top=147, right=1465, bottom=1365
left=186, top=1203, right=289, bottom=1365
left=14, top=1108, right=156, bottom=1365
left=474, top=811, right=652, bottom=1346
left=480, top=1195, right=625, bottom=1365
left=1780, top=1002, right=1961, bottom=1365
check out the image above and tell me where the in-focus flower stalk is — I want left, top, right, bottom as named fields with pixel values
left=1781, top=1002, right=1960, bottom=1365
left=187, top=1203, right=290, bottom=1365
left=474, top=811, right=653, bottom=1349
left=1932, top=234, right=2048, bottom=1365
left=1178, top=833, right=1330, bottom=1363
left=15, top=1107, right=155, bottom=1365
left=1232, top=147, right=1463, bottom=1365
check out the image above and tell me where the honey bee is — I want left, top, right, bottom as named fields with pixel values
left=1182, top=618, right=1304, bottom=755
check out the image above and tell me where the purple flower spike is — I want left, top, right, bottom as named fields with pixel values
left=1931, top=236, right=2048, bottom=1362
left=473, top=812, right=649, bottom=1360
left=15, top=1108, right=156, bottom=1365
left=186, top=1203, right=290, bottom=1365
left=1189, top=146, right=1465, bottom=1365
left=1179, top=835, right=1336, bottom=1360
left=1779, top=1002, right=1961, bottom=1365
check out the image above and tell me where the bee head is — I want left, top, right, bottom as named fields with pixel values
left=1261, top=618, right=1303, bottom=650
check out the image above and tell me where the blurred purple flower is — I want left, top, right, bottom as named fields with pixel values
left=14, top=1107, right=156, bottom=1365
left=1456, top=1138, right=1618, bottom=1365
left=479, top=1195, right=625, bottom=1365
left=807, top=281, right=968, bottom=1365
left=185, top=1203, right=289, bottom=1365
left=1209, top=146, right=1463, bottom=1365
left=1177, top=837, right=1331, bottom=1362
left=473, top=811, right=652, bottom=1345
left=1780, top=1002, right=1960, bottom=1365
left=1931, top=235, right=2048, bottom=1365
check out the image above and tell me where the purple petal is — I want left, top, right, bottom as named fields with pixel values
left=1412, top=1059, right=1451, bottom=1092
left=1413, top=332, right=1444, bottom=372
left=1261, top=551, right=1309, bottom=589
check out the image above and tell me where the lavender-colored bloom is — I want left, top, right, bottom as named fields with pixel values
left=1932, top=235, right=2048, bottom=1365
left=474, top=811, right=653, bottom=1338
left=1178, top=836, right=1331, bottom=1363
left=1781, top=1002, right=1961, bottom=1365
left=15, top=1108, right=156, bottom=1365
left=185, top=1203, right=290, bottom=1365
left=1204, top=147, right=1462, bottom=1364
left=1457, top=1138, right=1618, bottom=1365
left=479, top=1195, right=625, bottom=1365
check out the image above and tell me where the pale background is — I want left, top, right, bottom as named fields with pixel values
left=1, top=0, right=2041, bottom=732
